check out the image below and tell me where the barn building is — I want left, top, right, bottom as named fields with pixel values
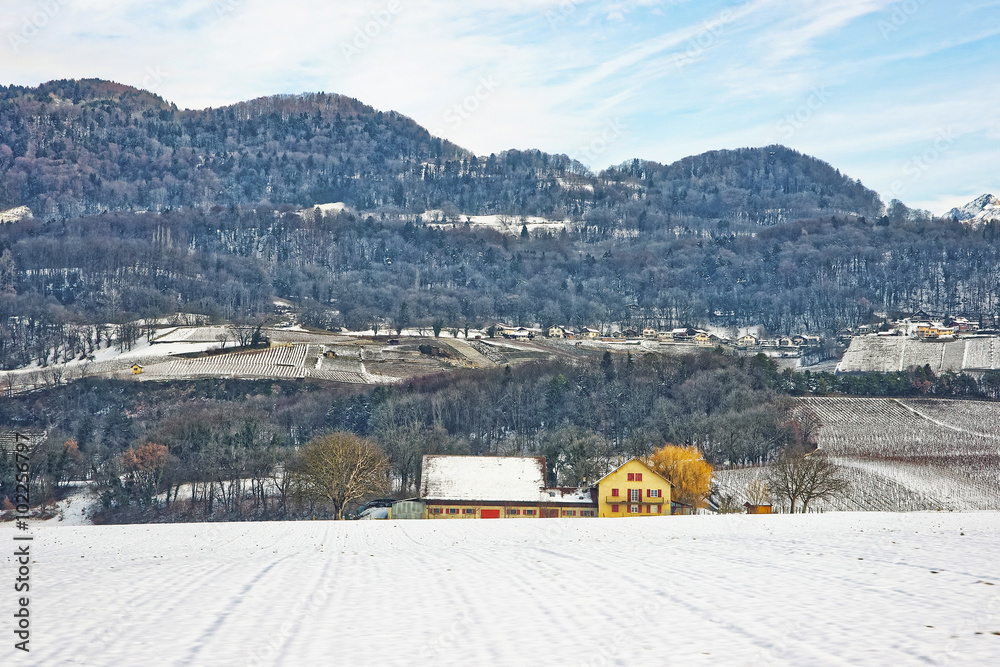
left=420, top=455, right=597, bottom=518
left=419, top=455, right=674, bottom=518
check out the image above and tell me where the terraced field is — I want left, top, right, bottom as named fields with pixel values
left=140, top=344, right=400, bottom=384
left=838, top=335, right=1000, bottom=372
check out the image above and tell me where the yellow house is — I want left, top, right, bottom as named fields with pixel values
left=131, top=364, right=144, bottom=375
left=916, top=323, right=955, bottom=339
left=595, top=459, right=671, bottom=517
left=547, top=325, right=566, bottom=338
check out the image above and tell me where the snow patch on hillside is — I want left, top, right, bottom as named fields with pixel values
left=420, top=210, right=575, bottom=235
left=0, top=205, right=32, bottom=223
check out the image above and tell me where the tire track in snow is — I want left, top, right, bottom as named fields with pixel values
left=180, top=555, right=294, bottom=665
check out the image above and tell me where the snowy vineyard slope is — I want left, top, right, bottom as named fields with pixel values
left=715, top=397, right=1000, bottom=511
left=807, top=398, right=995, bottom=511
left=838, top=336, right=1000, bottom=373
left=8, top=514, right=1000, bottom=666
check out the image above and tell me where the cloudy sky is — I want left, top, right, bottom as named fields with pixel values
left=2, top=0, right=999, bottom=213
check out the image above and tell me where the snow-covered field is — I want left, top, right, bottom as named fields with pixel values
left=8, top=513, right=1000, bottom=666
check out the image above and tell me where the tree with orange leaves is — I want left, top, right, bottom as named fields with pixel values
left=121, top=442, right=172, bottom=507
left=647, top=444, right=713, bottom=508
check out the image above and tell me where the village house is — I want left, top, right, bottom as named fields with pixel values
left=579, top=327, right=601, bottom=339
left=917, top=322, right=956, bottom=340
left=951, top=317, right=979, bottom=333
left=737, top=334, right=759, bottom=348
left=418, top=455, right=674, bottom=519
left=642, top=327, right=658, bottom=339
left=504, top=327, right=535, bottom=339
left=547, top=325, right=566, bottom=338
left=595, top=459, right=672, bottom=517
left=131, top=364, right=144, bottom=375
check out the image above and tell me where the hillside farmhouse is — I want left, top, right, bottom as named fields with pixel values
left=419, top=455, right=672, bottom=519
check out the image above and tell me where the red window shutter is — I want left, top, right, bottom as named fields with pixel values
left=612, top=488, right=619, bottom=497
left=637, top=473, right=643, bottom=481
left=645, top=505, right=650, bottom=514
left=627, top=473, right=634, bottom=481
left=612, top=504, right=619, bottom=512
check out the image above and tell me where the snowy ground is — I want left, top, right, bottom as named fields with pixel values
left=7, top=512, right=1000, bottom=666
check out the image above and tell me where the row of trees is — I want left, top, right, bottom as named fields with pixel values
left=5, top=203, right=1000, bottom=375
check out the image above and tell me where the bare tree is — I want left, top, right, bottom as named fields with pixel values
left=228, top=316, right=267, bottom=348
left=766, top=446, right=847, bottom=513
left=744, top=478, right=771, bottom=506
left=288, top=432, right=390, bottom=519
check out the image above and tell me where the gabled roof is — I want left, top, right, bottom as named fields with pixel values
left=594, top=458, right=672, bottom=487
left=420, top=455, right=546, bottom=502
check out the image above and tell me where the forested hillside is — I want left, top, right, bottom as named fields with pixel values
left=1, top=79, right=880, bottom=225
left=3, top=80, right=1000, bottom=371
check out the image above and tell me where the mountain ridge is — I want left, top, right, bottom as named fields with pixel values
left=946, top=193, right=1000, bottom=226
left=0, top=78, right=883, bottom=227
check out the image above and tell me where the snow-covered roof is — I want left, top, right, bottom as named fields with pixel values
left=540, top=487, right=595, bottom=504
left=421, top=455, right=546, bottom=501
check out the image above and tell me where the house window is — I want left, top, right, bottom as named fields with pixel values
left=627, top=473, right=635, bottom=481
left=611, top=488, right=619, bottom=497
left=524, top=509, right=536, bottom=516
left=581, top=510, right=593, bottom=517
left=464, top=508, right=475, bottom=514
left=432, top=508, right=441, bottom=514
left=562, top=510, right=576, bottom=517
left=611, top=504, right=619, bottom=513
left=654, top=505, right=661, bottom=514
left=648, top=489, right=660, bottom=498
left=636, top=473, right=643, bottom=481
left=629, top=505, right=638, bottom=514
left=629, top=489, right=640, bottom=502
left=448, top=508, right=458, bottom=514
left=509, top=509, right=519, bottom=515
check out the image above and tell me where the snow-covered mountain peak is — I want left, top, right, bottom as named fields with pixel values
left=946, top=193, right=1000, bottom=225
